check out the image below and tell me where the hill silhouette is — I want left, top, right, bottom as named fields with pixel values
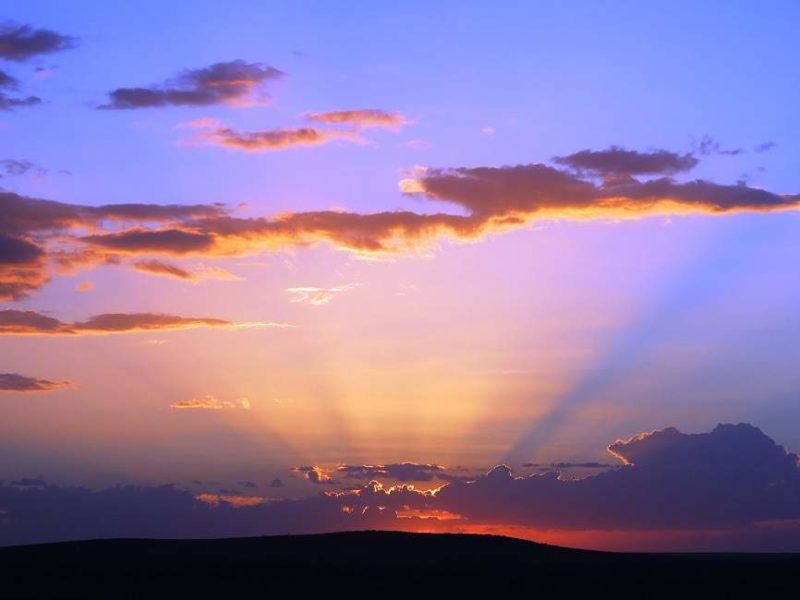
left=1, top=531, right=798, bottom=597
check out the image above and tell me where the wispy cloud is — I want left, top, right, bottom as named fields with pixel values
left=169, top=395, right=251, bottom=410
left=286, top=284, right=358, bottom=305
left=0, top=372, right=70, bottom=392
left=0, top=309, right=291, bottom=336
left=306, top=109, right=407, bottom=131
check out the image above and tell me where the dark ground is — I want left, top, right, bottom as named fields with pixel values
left=0, top=530, right=797, bottom=598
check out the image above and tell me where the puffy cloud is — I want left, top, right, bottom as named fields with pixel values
left=0, top=372, right=70, bottom=392
left=100, top=60, right=283, bottom=109
left=0, top=309, right=288, bottom=336
left=436, top=424, right=800, bottom=530
left=170, top=396, right=251, bottom=410
left=291, top=466, right=337, bottom=485
left=337, top=463, right=446, bottom=482
left=286, top=284, right=358, bottom=306
left=306, top=109, right=407, bottom=131
left=553, top=147, right=699, bottom=176
left=0, top=24, right=75, bottom=61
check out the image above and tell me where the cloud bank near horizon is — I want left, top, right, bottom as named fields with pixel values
left=1, top=424, right=799, bottom=551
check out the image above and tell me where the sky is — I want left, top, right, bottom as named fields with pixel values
left=2, top=1, right=800, bottom=551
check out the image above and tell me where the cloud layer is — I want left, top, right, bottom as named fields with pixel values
left=2, top=146, right=798, bottom=301
left=1, top=424, right=798, bottom=550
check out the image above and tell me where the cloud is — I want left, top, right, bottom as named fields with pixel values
left=692, top=135, right=743, bottom=157
left=191, top=123, right=358, bottom=152
left=0, top=159, right=38, bottom=177
left=754, top=141, right=776, bottom=153
left=286, top=284, right=358, bottom=306
left=0, top=68, right=40, bottom=110
left=523, top=462, right=619, bottom=469
left=3, top=146, right=798, bottom=301
left=100, top=60, right=283, bottom=109
left=1, top=424, right=799, bottom=550
left=436, top=424, right=800, bottom=530
left=75, top=280, right=93, bottom=292
left=291, top=466, right=336, bottom=485
left=337, top=463, right=447, bottom=482
left=83, top=229, right=216, bottom=254
left=553, top=147, right=699, bottom=176
left=306, top=109, right=407, bottom=131
left=133, top=259, right=239, bottom=282
left=404, top=162, right=800, bottom=221
left=170, top=396, right=251, bottom=410
left=269, top=478, right=285, bottom=488
left=0, top=309, right=288, bottom=336
left=0, top=24, right=74, bottom=61
left=0, top=372, right=70, bottom=392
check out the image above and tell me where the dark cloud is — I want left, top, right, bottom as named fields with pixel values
left=0, top=24, right=74, bottom=61
left=0, top=373, right=70, bottom=392
left=83, top=229, right=215, bottom=254
left=0, top=192, right=224, bottom=299
left=0, top=68, right=40, bottom=110
left=0, top=159, right=36, bottom=177
left=100, top=60, right=283, bottom=109
left=0, top=424, right=798, bottom=549
left=269, top=478, right=285, bottom=488
left=436, top=424, right=800, bottom=530
left=553, top=147, right=699, bottom=175
left=9, top=476, right=46, bottom=487
left=239, top=481, right=258, bottom=489
left=0, top=309, right=281, bottom=335
left=524, top=462, right=619, bottom=469
left=693, top=135, right=743, bottom=157
left=409, top=163, right=800, bottom=219
left=337, top=463, right=446, bottom=482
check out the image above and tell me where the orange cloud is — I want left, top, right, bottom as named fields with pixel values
left=306, top=109, right=407, bottom=131
left=194, top=125, right=358, bottom=152
left=3, top=147, right=799, bottom=301
left=170, top=395, right=251, bottom=410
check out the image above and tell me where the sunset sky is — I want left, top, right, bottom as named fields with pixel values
left=2, top=1, right=800, bottom=551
